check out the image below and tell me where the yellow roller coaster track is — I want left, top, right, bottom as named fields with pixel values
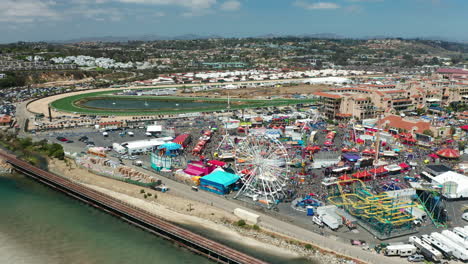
left=327, top=179, right=416, bottom=225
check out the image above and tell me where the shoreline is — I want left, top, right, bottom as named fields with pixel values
left=47, top=158, right=363, bottom=263
left=83, top=183, right=308, bottom=262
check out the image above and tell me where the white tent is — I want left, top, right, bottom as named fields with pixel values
left=147, top=125, right=162, bottom=133
left=432, top=171, right=468, bottom=199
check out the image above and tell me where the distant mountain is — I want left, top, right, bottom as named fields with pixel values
left=49, top=33, right=467, bottom=44
left=55, top=34, right=226, bottom=43
left=300, top=33, right=345, bottom=39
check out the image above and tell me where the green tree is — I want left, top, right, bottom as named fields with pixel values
left=422, top=129, right=434, bottom=137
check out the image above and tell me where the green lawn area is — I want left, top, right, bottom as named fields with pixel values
left=50, top=88, right=317, bottom=116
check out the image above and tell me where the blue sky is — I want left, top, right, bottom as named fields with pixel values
left=1, top=0, right=467, bottom=43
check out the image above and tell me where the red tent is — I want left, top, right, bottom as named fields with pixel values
left=428, top=153, right=439, bottom=159
left=460, top=125, right=468, bottom=131
left=350, top=147, right=359, bottom=152
left=354, top=171, right=372, bottom=179
left=306, top=146, right=320, bottom=152
left=356, top=138, right=364, bottom=144
left=339, top=174, right=352, bottom=180
left=241, top=169, right=252, bottom=175
left=436, top=148, right=460, bottom=158
left=324, top=141, right=333, bottom=145
left=192, top=147, right=201, bottom=153
left=360, top=171, right=371, bottom=178
left=173, top=134, right=191, bottom=147
left=399, top=162, right=410, bottom=169
left=369, top=167, right=388, bottom=175
left=341, top=147, right=349, bottom=152
left=208, top=160, right=226, bottom=167
left=362, top=149, right=371, bottom=155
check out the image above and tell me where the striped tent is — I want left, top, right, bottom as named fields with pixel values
left=436, top=148, right=460, bottom=159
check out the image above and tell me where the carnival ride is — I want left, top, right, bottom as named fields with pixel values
left=327, top=178, right=416, bottom=236
left=234, top=134, right=290, bottom=208
left=216, top=134, right=235, bottom=160
left=294, top=195, right=322, bottom=208
left=415, top=189, right=448, bottom=228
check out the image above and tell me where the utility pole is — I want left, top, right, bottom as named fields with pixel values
left=48, top=106, right=52, bottom=122
left=374, top=108, right=384, bottom=165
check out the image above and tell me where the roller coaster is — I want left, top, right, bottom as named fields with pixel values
left=327, top=179, right=417, bottom=236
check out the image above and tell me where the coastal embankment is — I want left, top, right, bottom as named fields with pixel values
left=47, top=157, right=398, bottom=264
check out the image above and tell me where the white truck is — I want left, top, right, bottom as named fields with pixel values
left=320, top=214, right=340, bottom=230
left=312, top=215, right=323, bottom=227
left=441, top=230, right=468, bottom=250
left=422, top=234, right=453, bottom=258
left=454, top=227, right=468, bottom=240
left=430, top=232, right=468, bottom=261
left=384, top=244, right=417, bottom=257
left=409, top=236, right=443, bottom=262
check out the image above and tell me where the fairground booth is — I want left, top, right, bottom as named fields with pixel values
left=199, top=169, right=240, bottom=195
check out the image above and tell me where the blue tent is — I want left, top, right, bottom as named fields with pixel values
left=158, top=142, right=181, bottom=150
left=343, top=153, right=360, bottom=162
left=157, top=142, right=181, bottom=156
left=199, top=169, right=240, bottom=195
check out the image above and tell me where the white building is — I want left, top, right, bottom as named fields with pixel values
left=431, top=171, right=468, bottom=199
left=119, top=137, right=172, bottom=155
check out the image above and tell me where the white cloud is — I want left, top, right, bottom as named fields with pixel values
left=181, top=8, right=213, bottom=16
left=295, top=1, right=340, bottom=10
left=0, top=0, right=61, bottom=23
left=0, top=0, right=222, bottom=24
left=67, top=6, right=123, bottom=21
left=346, top=0, right=383, bottom=2
left=117, top=0, right=217, bottom=9
left=220, top=0, right=240, bottom=11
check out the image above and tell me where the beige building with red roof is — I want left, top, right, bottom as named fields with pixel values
left=377, top=115, right=452, bottom=138
left=313, top=71, right=468, bottom=120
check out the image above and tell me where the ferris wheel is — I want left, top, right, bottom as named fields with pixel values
left=234, top=133, right=290, bottom=208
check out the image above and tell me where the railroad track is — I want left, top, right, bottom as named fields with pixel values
left=0, top=152, right=268, bottom=264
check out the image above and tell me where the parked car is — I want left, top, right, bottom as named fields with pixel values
left=312, top=215, right=323, bottom=227
left=462, top=212, right=468, bottom=221
left=78, top=136, right=88, bottom=142
left=408, top=254, right=424, bottom=262
left=56, top=136, right=65, bottom=141
left=66, top=140, right=74, bottom=143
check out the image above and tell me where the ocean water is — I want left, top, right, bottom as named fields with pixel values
left=0, top=173, right=313, bottom=264
left=0, top=173, right=211, bottom=264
